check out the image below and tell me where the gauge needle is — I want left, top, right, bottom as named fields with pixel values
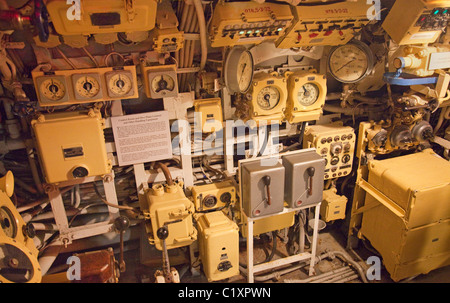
left=335, top=57, right=356, bottom=73
left=238, top=63, right=247, bottom=84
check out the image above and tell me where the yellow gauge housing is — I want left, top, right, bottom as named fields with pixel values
left=285, top=70, right=327, bottom=124
left=246, top=72, right=287, bottom=125
left=32, top=66, right=138, bottom=106
left=0, top=171, right=41, bottom=283
left=140, top=63, right=178, bottom=99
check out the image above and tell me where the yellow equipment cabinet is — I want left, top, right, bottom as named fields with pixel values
left=285, top=71, right=327, bottom=124
left=276, top=0, right=372, bottom=49
left=196, top=211, right=240, bottom=282
left=193, top=98, right=223, bottom=134
left=209, top=2, right=294, bottom=48
left=0, top=171, right=42, bottom=283
left=44, top=0, right=157, bottom=36
left=142, top=182, right=197, bottom=251
left=320, top=188, right=348, bottom=222
left=31, top=109, right=112, bottom=184
left=303, top=123, right=356, bottom=180
left=360, top=149, right=450, bottom=282
left=190, top=180, right=236, bottom=212
left=382, top=0, right=450, bottom=45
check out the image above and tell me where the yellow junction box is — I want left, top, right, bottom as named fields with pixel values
left=190, top=180, right=236, bottom=212
left=45, top=0, right=157, bottom=36
left=360, top=149, right=450, bottom=281
left=320, top=188, right=348, bottom=222
left=239, top=207, right=296, bottom=238
left=196, top=211, right=240, bottom=282
left=142, top=182, right=197, bottom=251
left=31, top=109, right=112, bottom=184
left=193, top=98, right=224, bottom=134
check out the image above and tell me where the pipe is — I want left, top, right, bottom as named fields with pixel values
left=154, top=162, right=174, bottom=186
left=332, top=251, right=369, bottom=283
left=193, top=0, right=207, bottom=70
left=285, top=266, right=350, bottom=283
left=310, top=267, right=354, bottom=283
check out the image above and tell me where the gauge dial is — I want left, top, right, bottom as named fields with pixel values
left=328, top=41, right=373, bottom=83
left=151, top=74, right=175, bottom=93
left=40, top=78, right=66, bottom=101
left=298, top=83, right=319, bottom=106
left=257, top=86, right=280, bottom=110
left=0, top=206, right=17, bottom=238
left=75, top=75, right=101, bottom=98
left=224, top=47, right=254, bottom=94
left=107, top=73, right=132, bottom=96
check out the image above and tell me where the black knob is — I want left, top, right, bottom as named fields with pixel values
left=157, top=226, right=169, bottom=240
left=114, top=216, right=130, bottom=232
left=262, top=175, right=271, bottom=186
left=307, top=167, right=315, bottom=177
left=23, top=222, right=36, bottom=239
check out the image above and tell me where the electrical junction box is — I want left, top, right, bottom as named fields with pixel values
left=303, top=123, right=356, bottom=180
left=360, top=149, right=450, bottom=282
left=149, top=28, right=184, bottom=53
left=142, top=181, right=197, bottom=251
left=196, top=211, right=239, bottom=282
left=190, top=180, right=236, bottom=212
left=382, top=0, right=450, bottom=45
left=45, top=0, right=157, bottom=36
left=31, top=109, right=112, bottom=184
left=240, top=159, right=285, bottom=218
left=282, top=149, right=326, bottom=209
left=320, top=188, right=348, bottom=222
left=239, top=208, right=295, bottom=238
left=193, top=98, right=223, bottom=133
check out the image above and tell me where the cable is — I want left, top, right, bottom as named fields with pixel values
left=92, top=181, right=138, bottom=211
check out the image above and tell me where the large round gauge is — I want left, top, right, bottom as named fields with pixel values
left=328, top=40, right=374, bottom=83
left=0, top=206, right=17, bottom=238
left=75, top=75, right=101, bottom=98
left=107, top=73, right=132, bottom=96
left=257, top=86, right=280, bottom=110
left=224, top=46, right=254, bottom=94
left=298, top=82, right=320, bottom=106
left=40, top=78, right=66, bottom=101
left=151, top=74, right=175, bottom=93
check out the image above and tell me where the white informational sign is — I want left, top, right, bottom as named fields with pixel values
left=428, top=52, right=450, bottom=71
left=111, top=111, right=173, bottom=166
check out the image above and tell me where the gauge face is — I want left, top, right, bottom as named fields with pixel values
left=236, top=50, right=254, bottom=93
left=75, top=75, right=101, bottom=98
left=107, top=73, right=132, bottom=96
left=328, top=42, right=372, bottom=83
left=0, top=206, right=17, bottom=238
left=298, top=82, right=319, bottom=106
left=225, top=47, right=254, bottom=94
left=151, top=74, right=175, bottom=93
left=40, top=78, right=66, bottom=101
left=257, top=86, right=280, bottom=110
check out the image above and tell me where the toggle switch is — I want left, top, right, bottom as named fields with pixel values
left=306, top=167, right=315, bottom=196
left=262, top=175, right=272, bottom=205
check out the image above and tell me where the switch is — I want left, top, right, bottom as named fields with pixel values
left=324, top=30, right=333, bottom=36
left=262, top=175, right=272, bottom=205
left=309, top=33, right=319, bottom=38
left=306, top=167, right=315, bottom=196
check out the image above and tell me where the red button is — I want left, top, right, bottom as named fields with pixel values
left=297, top=33, right=302, bottom=41
left=338, top=30, right=344, bottom=36
left=309, top=33, right=319, bottom=38
left=324, top=30, right=333, bottom=36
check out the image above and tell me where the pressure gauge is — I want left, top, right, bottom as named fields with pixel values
left=328, top=40, right=374, bottom=83
left=106, top=71, right=134, bottom=97
left=39, top=78, right=66, bottom=101
left=224, top=46, right=254, bottom=94
left=73, top=74, right=101, bottom=100
left=0, top=206, right=17, bottom=238
left=151, top=74, right=176, bottom=95
left=257, top=86, right=280, bottom=110
left=298, top=83, right=320, bottom=106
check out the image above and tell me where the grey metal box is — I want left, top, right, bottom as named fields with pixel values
left=241, top=160, right=285, bottom=218
left=283, top=150, right=325, bottom=208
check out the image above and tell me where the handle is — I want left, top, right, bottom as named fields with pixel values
left=306, top=167, right=315, bottom=196
left=262, top=175, right=271, bottom=205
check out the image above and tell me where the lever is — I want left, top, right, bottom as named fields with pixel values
left=306, top=167, right=315, bottom=196
left=262, top=175, right=272, bottom=205
left=114, top=216, right=130, bottom=273
left=156, top=225, right=172, bottom=283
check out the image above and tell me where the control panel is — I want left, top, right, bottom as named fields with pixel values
left=209, top=2, right=294, bottom=47
left=382, top=0, right=450, bottom=45
left=276, top=0, right=372, bottom=49
left=32, top=66, right=139, bottom=106
left=303, top=123, right=356, bottom=180
left=140, top=63, right=178, bottom=99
